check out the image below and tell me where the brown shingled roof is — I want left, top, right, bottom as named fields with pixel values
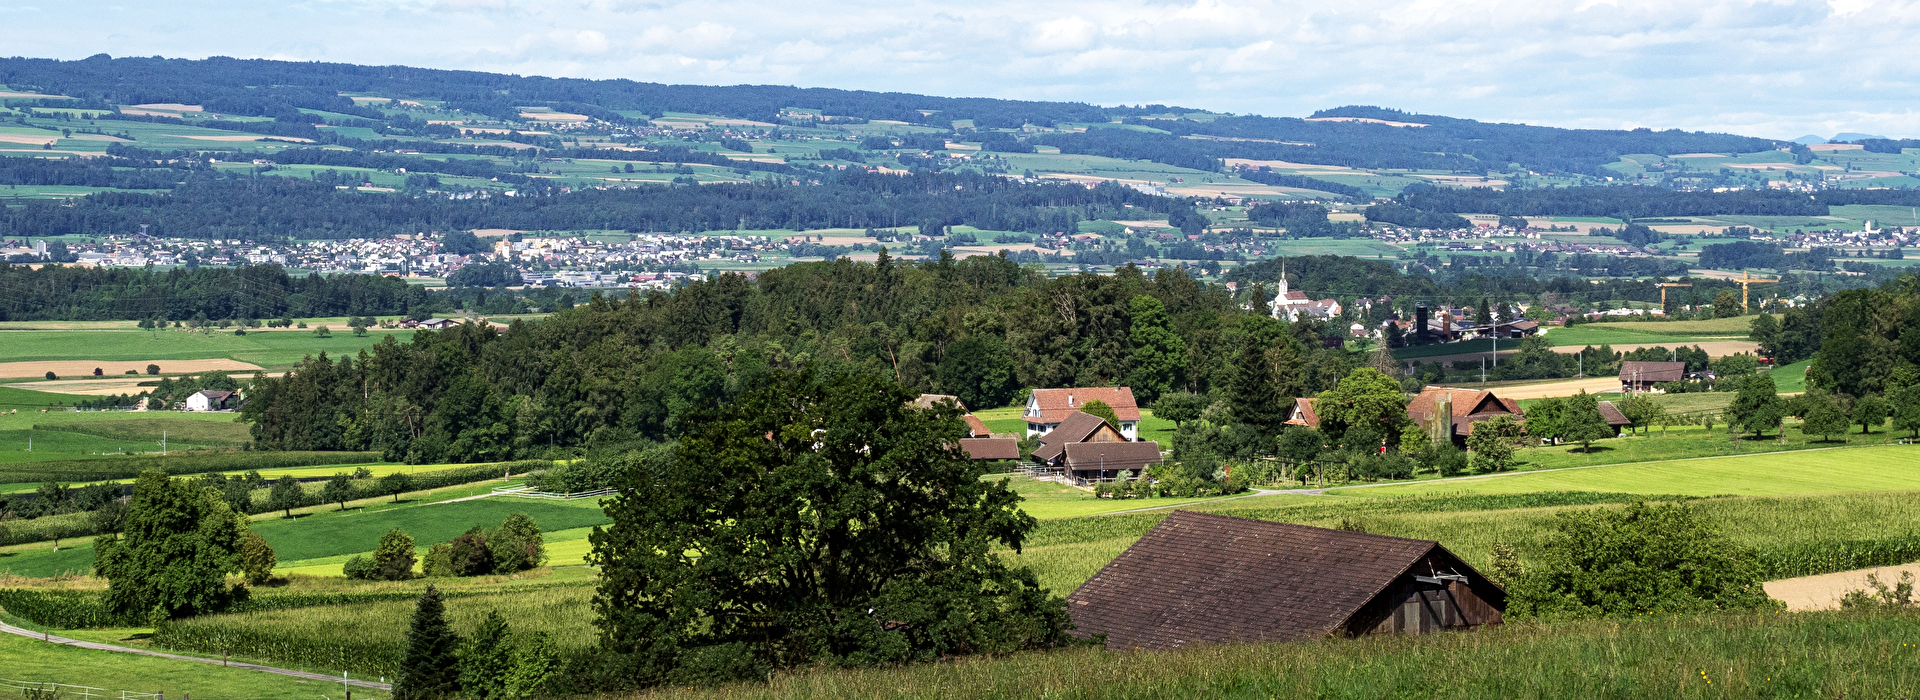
left=1025, top=387, right=1141, bottom=425
left=1619, top=361, right=1686, bottom=383
left=1284, top=397, right=1320, bottom=427
left=1406, top=387, right=1523, bottom=435
left=1596, top=400, right=1631, bottom=427
left=1031, top=411, right=1126, bottom=461
left=1067, top=511, right=1478, bottom=650
left=1062, top=441, right=1162, bottom=473
left=958, top=438, right=1020, bottom=461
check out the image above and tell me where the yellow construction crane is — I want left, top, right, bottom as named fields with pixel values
left=1738, top=270, right=1778, bottom=312
left=1657, top=282, right=1692, bottom=310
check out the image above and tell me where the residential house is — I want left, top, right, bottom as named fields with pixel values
left=186, top=390, right=235, bottom=412
left=914, top=394, right=994, bottom=438
left=1023, top=387, right=1140, bottom=440
left=1068, top=511, right=1506, bottom=650
left=1619, top=361, right=1687, bottom=393
left=1032, top=411, right=1130, bottom=462
left=417, top=318, right=460, bottom=330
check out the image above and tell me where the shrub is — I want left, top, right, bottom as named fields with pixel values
left=375, top=529, right=418, bottom=581
left=449, top=528, right=494, bottom=577
left=239, top=530, right=277, bottom=585
left=1507, top=501, right=1780, bottom=619
left=490, top=513, right=545, bottom=573
left=343, top=554, right=379, bottom=580
left=423, top=543, right=455, bottom=578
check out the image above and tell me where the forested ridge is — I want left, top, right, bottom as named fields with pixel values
left=0, top=263, right=430, bottom=321
left=0, top=169, right=1187, bottom=240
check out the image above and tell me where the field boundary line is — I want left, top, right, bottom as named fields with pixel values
left=0, top=620, right=392, bottom=690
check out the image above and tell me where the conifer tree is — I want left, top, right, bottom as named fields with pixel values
left=1229, top=336, right=1285, bottom=434
left=395, top=585, right=461, bottom=700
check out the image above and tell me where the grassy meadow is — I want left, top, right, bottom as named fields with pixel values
left=1341, top=444, right=1920, bottom=499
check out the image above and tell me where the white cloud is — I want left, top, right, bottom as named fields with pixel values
left=11, top=0, right=1920, bottom=137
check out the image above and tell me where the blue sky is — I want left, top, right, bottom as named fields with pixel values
left=6, top=0, right=1919, bottom=139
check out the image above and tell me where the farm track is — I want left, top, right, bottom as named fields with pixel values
left=0, top=620, right=393, bottom=690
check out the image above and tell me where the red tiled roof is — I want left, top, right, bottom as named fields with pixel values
left=1026, top=387, right=1140, bottom=425
left=1068, top=511, right=1490, bottom=650
left=963, top=414, right=991, bottom=437
left=958, top=438, right=1020, bottom=460
left=1285, top=397, right=1320, bottom=427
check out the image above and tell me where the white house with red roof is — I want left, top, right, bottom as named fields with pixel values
left=1023, top=387, right=1141, bottom=440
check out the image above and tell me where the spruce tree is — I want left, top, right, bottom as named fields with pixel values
left=395, top=585, right=461, bottom=700
left=1229, top=336, right=1286, bottom=434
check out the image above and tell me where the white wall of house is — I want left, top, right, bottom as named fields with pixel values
left=186, top=393, right=214, bottom=411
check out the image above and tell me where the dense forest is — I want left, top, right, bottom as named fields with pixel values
left=241, top=256, right=1387, bottom=463
left=0, top=264, right=431, bottom=321
left=0, top=169, right=1191, bottom=241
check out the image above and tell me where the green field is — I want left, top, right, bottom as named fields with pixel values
left=0, top=328, right=417, bottom=370
left=1341, top=444, right=1920, bottom=499
left=0, top=495, right=607, bottom=578
left=0, top=629, right=357, bottom=700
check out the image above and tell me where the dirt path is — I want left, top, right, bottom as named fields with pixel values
left=1765, top=563, right=1920, bottom=611
left=0, top=620, right=392, bottom=690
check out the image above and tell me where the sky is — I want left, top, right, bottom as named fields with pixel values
left=5, top=0, right=1920, bottom=140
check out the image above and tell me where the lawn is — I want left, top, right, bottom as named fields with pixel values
left=0, top=327, right=417, bottom=370
left=1337, top=444, right=1920, bottom=499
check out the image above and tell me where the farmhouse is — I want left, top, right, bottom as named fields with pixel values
left=1023, top=387, right=1140, bottom=440
left=1619, top=361, right=1687, bottom=393
left=1060, top=441, right=1163, bottom=484
left=1068, top=511, right=1506, bottom=650
left=1290, top=386, right=1526, bottom=448
left=185, top=389, right=234, bottom=412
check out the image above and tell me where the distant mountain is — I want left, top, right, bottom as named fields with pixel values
left=1831, top=132, right=1889, bottom=143
left=1792, top=135, right=1828, bottom=145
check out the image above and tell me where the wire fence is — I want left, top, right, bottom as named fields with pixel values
left=0, top=677, right=162, bottom=699
left=490, top=485, right=615, bottom=501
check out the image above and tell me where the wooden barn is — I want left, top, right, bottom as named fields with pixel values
left=1067, top=511, right=1506, bottom=651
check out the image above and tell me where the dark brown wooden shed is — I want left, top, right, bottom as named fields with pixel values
left=1066, top=511, right=1505, bottom=651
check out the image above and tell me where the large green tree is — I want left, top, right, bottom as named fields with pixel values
left=1727, top=374, right=1788, bottom=438
left=93, top=470, right=249, bottom=619
left=1795, top=390, right=1850, bottom=442
left=588, top=369, right=1075, bottom=686
left=1124, top=295, right=1186, bottom=403
left=1560, top=392, right=1616, bottom=452
left=937, top=334, right=1018, bottom=410
left=1312, top=367, right=1410, bottom=447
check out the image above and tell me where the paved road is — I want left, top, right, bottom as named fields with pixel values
left=0, top=620, right=392, bottom=691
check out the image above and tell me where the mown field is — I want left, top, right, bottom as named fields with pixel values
left=1342, top=444, right=1920, bottom=499
left=0, top=327, right=417, bottom=370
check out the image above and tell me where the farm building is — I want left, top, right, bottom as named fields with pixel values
left=185, top=389, right=235, bottom=412
left=1619, top=361, right=1687, bottom=393
left=1023, top=387, right=1140, bottom=440
left=1289, top=386, right=1526, bottom=449
left=1057, top=441, right=1163, bottom=484
left=1068, top=511, right=1506, bottom=650
left=957, top=437, right=1020, bottom=461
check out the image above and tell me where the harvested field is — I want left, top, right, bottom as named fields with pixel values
left=129, top=103, right=203, bottom=112
left=1550, top=341, right=1759, bottom=356
left=170, top=134, right=314, bottom=143
left=0, top=134, right=57, bottom=145
left=0, top=359, right=265, bottom=379
left=1304, top=116, right=1427, bottom=128
left=470, top=228, right=524, bottom=237
left=1478, top=377, right=1618, bottom=399
left=13, top=373, right=283, bottom=395
left=519, top=111, right=589, bottom=122
left=1766, top=563, right=1920, bottom=611
left=0, top=91, right=68, bottom=99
